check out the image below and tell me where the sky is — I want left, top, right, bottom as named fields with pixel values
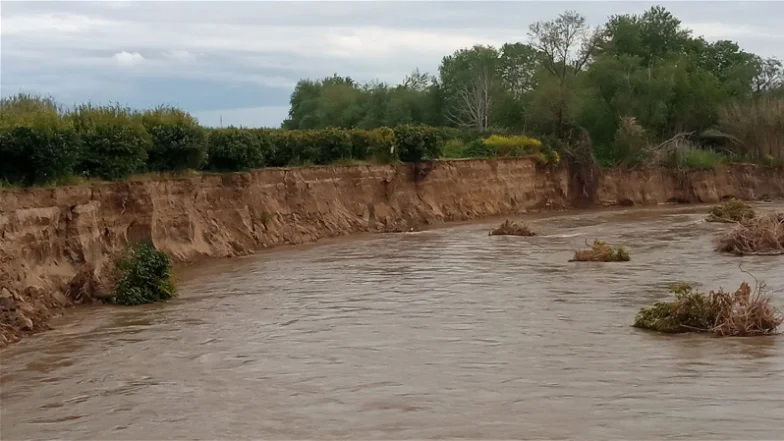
left=2, top=1, right=783, bottom=127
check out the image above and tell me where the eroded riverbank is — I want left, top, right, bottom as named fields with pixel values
left=1, top=159, right=783, bottom=345
left=2, top=203, right=783, bottom=439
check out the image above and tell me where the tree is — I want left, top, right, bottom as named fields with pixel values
left=529, top=10, right=598, bottom=81
left=439, top=45, right=500, bottom=131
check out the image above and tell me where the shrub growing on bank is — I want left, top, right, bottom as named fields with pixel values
left=111, top=242, right=176, bottom=305
left=0, top=94, right=81, bottom=185
left=483, top=134, right=542, bottom=157
left=634, top=282, right=782, bottom=336
left=707, top=199, right=756, bottom=223
left=71, top=104, right=151, bottom=180
left=350, top=127, right=396, bottom=162
left=205, top=128, right=266, bottom=171
left=393, top=124, right=444, bottom=162
left=140, top=106, right=207, bottom=171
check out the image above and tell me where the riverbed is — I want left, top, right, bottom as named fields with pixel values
left=2, top=203, right=783, bottom=439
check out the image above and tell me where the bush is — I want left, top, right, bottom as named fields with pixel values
left=462, top=138, right=496, bottom=158
left=610, top=116, right=649, bottom=166
left=707, top=199, right=756, bottom=223
left=489, top=220, right=535, bottom=236
left=634, top=282, right=783, bottom=336
left=140, top=106, right=206, bottom=171
left=112, top=242, right=176, bottom=305
left=311, top=128, right=352, bottom=164
left=347, top=127, right=395, bottom=162
left=441, top=138, right=466, bottom=159
left=720, top=96, right=784, bottom=162
left=71, top=104, right=151, bottom=180
left=571, top=240, right=630, bottom=262
left=483, top=134, right=542, bottom=157
left=0, top=94, right=81, bottom=185
left=677, top=149, right=725, bottom=170
left=393, top=124, right=444, bottom=162
left=205, top=128, right=265, bottom=171
left=716, top=213, right=784, bottom=255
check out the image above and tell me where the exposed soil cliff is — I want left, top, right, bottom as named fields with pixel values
left=1, top=159, right=783, bottom=345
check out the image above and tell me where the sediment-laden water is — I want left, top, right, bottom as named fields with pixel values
left=2, top=204, right=783, bottom=440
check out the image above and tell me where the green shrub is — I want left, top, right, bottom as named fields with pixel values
left=462, top=138, right=496, bottom=158
left=441, top=138, right=466, bottom=158
left=71, top=104, right=151, bottom=180
left=112, top=242, right=176, bottom=305
left=350, top=127, right=396, bottom=162
left=707, top=199, right=756, bottom=223
left=394, top=124, right=443, bottom=162
left=610, top=116, right=649, bottom=166
left=634, top=282, right=782, bottom=336
left=0, top=94, right=81, bottom=185
left=634, top=283, right=715, bottom=333
left=140, top=106, right=206, bottom=171
left=677, top=149, right=725, bottom=170
left=205, top=128, right=265, bottom=171
left=483, top=134, right=542, bottom=157
left=311, top=128, right=352, bottom=164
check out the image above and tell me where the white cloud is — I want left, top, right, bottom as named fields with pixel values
left=686, top=22, right=780, bottom=40
left=192, top=105, right=290, bottom=128
left=165, top=50, right=196, bottom=61
left=113, top=51, right=145, bottom=67
left=1, top=13, right=115, bottom=35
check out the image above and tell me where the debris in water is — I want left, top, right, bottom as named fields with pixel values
left=489, top=220, right=535, bottom=236
left=716, top=213, right=784, bottom=255
left=571, top=240, right=630, bottom=262
left=634, top=282, right=783, bottom=336
left=706, top=199, right=756, bottom=223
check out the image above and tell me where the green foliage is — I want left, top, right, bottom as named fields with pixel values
left=707, top=199, right=756, bottom=223
left=112, top=242, right=176, bottom=306
left=678, top=149, right=725, bottom=170
left=0, top=94, right=81, bottom=185
left=71, top=104, right=151, bottom=180
left=205, top=128, right=266, bottom=171
left=482, top=134, right=543, bottom=157
left=634, top=283, right=715, bottom=333
left=350, top=127, right=396, bottom=163
left=140, top=106, right=206, bottom=171
left=393, top=124, right=444, bottom=162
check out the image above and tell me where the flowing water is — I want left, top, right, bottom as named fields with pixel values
left=2, top=204, right=784, bottom=440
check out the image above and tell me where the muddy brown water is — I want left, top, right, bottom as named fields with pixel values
left=2, top=204, right=784, bottom=440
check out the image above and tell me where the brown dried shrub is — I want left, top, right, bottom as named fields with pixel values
left=717, top=213, right=784, bottom=255
left=571, top=240, right=630, bottom=262
left=489, top=220, right=535, bottom=236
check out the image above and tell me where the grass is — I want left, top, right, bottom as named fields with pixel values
left=571, top=240, right=630, bottom=262
left=634, top=282, right=783, bottom=336
left=716, top=213, right=784, bottom=256
left=707, top=199, right=756, bottom=223
left=489, top=220, right=536, bottom=236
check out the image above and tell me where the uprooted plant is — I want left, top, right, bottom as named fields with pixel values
left=706, top=199, right=756, bottom=223
left=634, top=282, right=783, bottom=336
left=489, top=220, right=536, bottom=236
left=716, top=213, right=784, bottom=255
left=571, top=240, right=630, bottom=262
left=111, top=241, right=177, bottom=305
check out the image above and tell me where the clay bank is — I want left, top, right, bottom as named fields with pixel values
left=1, top=158, right=784, bottom=345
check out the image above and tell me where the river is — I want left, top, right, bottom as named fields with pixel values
left=2, top=203, right=783, bottom=439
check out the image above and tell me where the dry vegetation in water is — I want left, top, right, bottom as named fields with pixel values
left=717, top=213, right=784, bottom=255
left=571, top=240, right=630, bottom=262
left=489, top=220, right=536, bottom=236
left=706, top=199, right=756, bottom=223
left=634, top=282, right=783, bottom=336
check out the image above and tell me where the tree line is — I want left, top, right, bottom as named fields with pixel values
left=282, top=6, right=784, bottom=165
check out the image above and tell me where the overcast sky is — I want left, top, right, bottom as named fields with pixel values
left=2, top=1, right=782, bottom=127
